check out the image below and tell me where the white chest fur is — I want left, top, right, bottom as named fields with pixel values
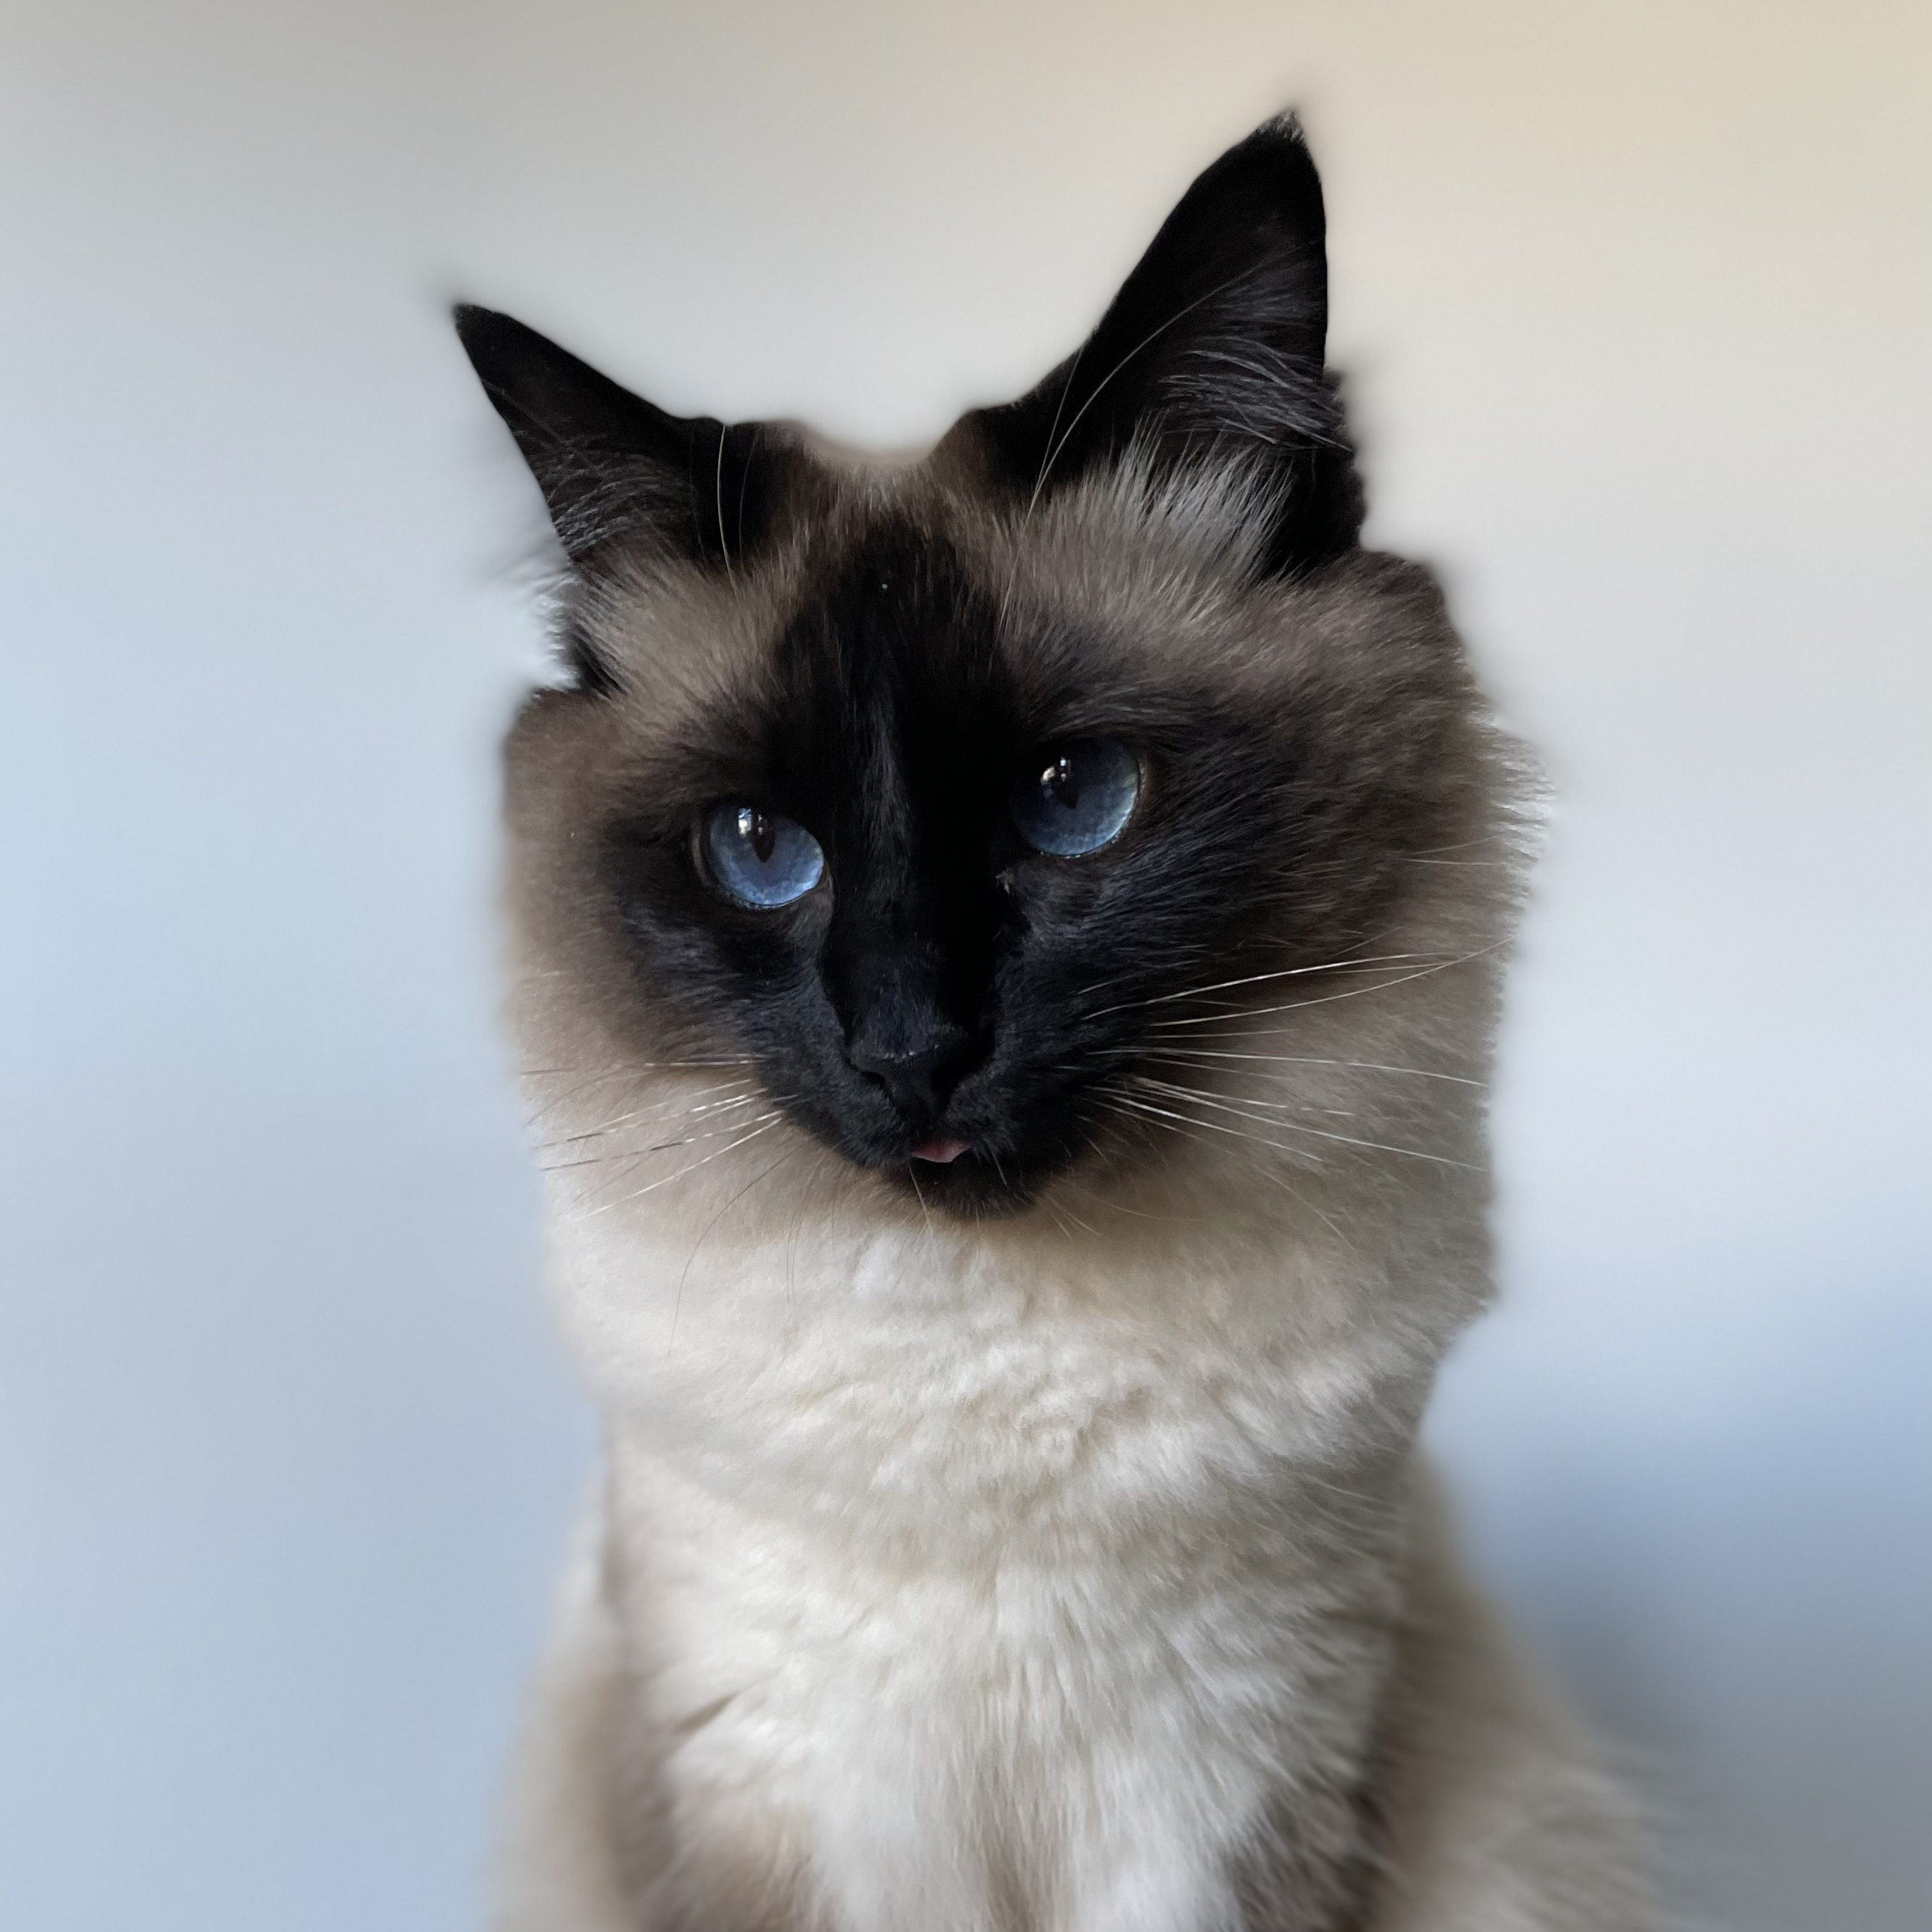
left=607, top=1445, right=1399, bottom=1932
left=548, top=1176, right=1483, bottom=1931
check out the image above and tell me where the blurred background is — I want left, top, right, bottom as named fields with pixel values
left=3, top=2, right=1927, bottom=1927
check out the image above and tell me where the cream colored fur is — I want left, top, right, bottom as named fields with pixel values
left=488, top=460, right=1659, bottom=1930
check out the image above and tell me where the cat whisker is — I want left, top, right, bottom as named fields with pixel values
left=1059, top=1199, right=1107, bottom=1240
left=995, top=329, right=1093, bottom=625
left=1083, top=952, right=1452, bottom=1023
left=1128, top=1076, right=1472, bottom=1169
left=522, top=1061, right=753, bottom=1126
left=536, top=1094, right=762, bottom=1160
left=1140, top=1050, right=1478, bottom=1086
left=1042, top=1196, right=1083, bottom=1244
left=1100, top=1088, right=1359, bottom=1246
left=673, top=1143, right=801, bottom=1338
left=539, top=1080, right=760, bottom=1147
left=539, top=1104, right=780, bottom=1173
left=587, top=1113, right=788, bottom=1211
left=784, top=1146, right=838, bottom=1314
left=1107, top=1086, right=1304, bottom=1149
left=1146, top=944, right=1503, bottom=1030
left=523, top=1067, right=633, bottom=1123
left=1408, top=834, right=1511, bottom=856
left=641, top=1110, right=785, bottom=1154
left=907, top=1162, right=936, bottom=1241
left=1025, top=263, right=1270, bottom=520
left=714, top=421, right=735, bottom=586
left=1057, top=1174, right=1170, bottom=1223
left=1094, top=1091, right=1311, bottom=1178
left=523, top=1057, right=751, bottom=1075
left=733, top=423, right=759, bottom=596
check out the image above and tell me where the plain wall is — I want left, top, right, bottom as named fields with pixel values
left=3, top=3, right=1927, bottom=1928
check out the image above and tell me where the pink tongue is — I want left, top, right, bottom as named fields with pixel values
left=912, top=1136, right=971, bottom=1165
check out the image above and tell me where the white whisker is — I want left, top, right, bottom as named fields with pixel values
left=589, top=1114, right=787, bottom=1212
left=1086, top=952, right=1446, bottom=1023
left=1146, top=944, right=1502, bottom=1030
left=673, top=1144, right=800, bottom=1338
left=1128, top=1077, right=1471, bottom=1169
left=1142, top=1049, right=1478, bottom=1086
left=539, top=1080, right=758, bottom=1147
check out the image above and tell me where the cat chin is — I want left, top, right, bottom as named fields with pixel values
left=870, top=1152, right=1045, bottom=1221
left=856, top=1128, right=1196, bottom=1226
left=783, top=1102, right=1105, bottom=1220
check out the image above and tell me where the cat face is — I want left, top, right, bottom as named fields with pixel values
left=463, top=120, right=1506, bottom=1218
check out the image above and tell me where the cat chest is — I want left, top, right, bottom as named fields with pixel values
left=618, top=1485, right=1382, bottom=1932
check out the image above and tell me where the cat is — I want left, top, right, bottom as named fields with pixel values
left=457, top=117, right=1658, bottom=1932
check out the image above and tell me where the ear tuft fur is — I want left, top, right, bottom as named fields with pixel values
left=957, top=116, right=1362, bottom=577
left=453, top=304, right=792, bottom=573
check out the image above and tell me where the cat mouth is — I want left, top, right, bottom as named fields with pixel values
left=888, top=1133, right=1033, bottom=1217
left=910, top=1135, right=972, bottom=1164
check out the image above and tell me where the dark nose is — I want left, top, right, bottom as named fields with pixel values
left=847, top=1026, right=975, bottom=1125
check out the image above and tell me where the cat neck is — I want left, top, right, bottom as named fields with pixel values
left=547, top=1154, right=1488, bottom=1567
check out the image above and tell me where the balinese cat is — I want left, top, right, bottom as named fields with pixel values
left=457, top=117, right=1657, bottom=1932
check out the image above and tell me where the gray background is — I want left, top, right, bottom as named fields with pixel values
left=4, top=3, right=1927, bottom=1928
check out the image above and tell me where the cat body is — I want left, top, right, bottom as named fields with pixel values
left=459, top=121, right=1657, bottom=1931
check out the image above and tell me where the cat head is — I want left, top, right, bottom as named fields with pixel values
left=461, top=119, right=1519, bottom=1226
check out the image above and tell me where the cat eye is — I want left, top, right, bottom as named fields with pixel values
left=1009, top=739, right=1141, bottom=857
left=700, top=804, right=826, bottom=909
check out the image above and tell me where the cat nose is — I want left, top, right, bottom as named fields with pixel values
left=847, top=1027, right=975, bottom=1124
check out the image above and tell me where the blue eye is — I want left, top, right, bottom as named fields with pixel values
left=701, top=804, right=826, bottom=908
left=1010, top=739, right=1140, bottom=857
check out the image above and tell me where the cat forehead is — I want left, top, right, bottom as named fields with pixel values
left=570, top=446, right=1305, bottom=767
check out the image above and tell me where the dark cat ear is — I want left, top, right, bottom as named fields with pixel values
left=453, top=304, right=786, bottom=570
left=959, top=115, right=1361, bottom=577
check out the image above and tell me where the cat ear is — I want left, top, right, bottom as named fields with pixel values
left=958, top=115, right=1361, bottom=576
left=454, top=304, right=784, bottom=570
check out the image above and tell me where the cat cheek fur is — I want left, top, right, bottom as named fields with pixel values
left=467, top=115, right=1660, bottom=1932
